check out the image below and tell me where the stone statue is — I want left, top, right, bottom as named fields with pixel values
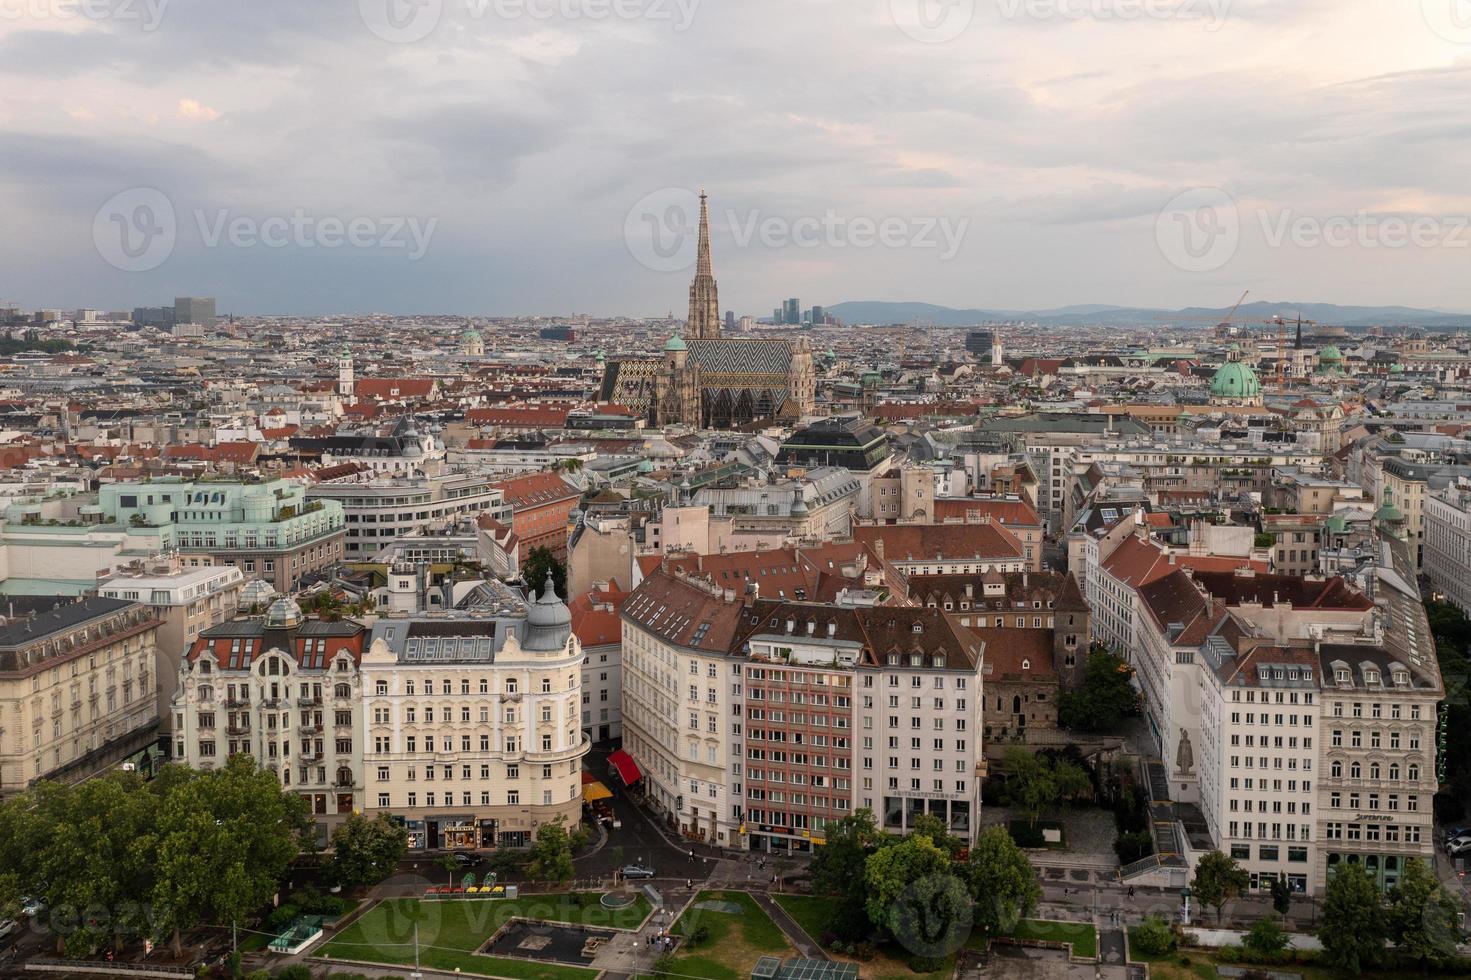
left=1176, top=729, right=1195, bottom=775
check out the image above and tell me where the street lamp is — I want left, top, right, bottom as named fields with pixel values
left=1180, top=886, right=1192, bottom=926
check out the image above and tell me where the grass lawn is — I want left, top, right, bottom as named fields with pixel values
left=321, top=893, right=649, bottom=979
left=772, top=894, right=954, bottom=980
left=668, top=890, right=793, bottom=980
left=1123, top=932, right=1445, bottom=980
left=1002, top=918, right=1097, bottom=958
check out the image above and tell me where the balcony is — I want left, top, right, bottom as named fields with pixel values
left=226, top=697, right=250, bottom=708
left=299, top=723, right=324, bottom=736
left=298, top=696, right=322, bottom=707
left=299, top=751, right=323, bottom=763
left=226, top=724, right=251, bottom=736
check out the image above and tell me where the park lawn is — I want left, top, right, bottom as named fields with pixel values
left=773, top=894, right=954, bottom=980
left=1004, top=918, right=1098, bottom=958
left=321, top=893, right=649, bottom=980
left=1123, top=934, right=1445, bottom=980
left=669, top=890, right=793, bottom=980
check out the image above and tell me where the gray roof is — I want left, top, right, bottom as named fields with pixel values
left=0, top=595, right=137, bottom=648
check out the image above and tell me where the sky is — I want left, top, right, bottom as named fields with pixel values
left=5, top=0, right=1471, bottom=317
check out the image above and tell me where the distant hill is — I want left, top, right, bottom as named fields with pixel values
left=825, top=300, right=1471, bottom=329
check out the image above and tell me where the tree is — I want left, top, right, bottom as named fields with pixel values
left=150, top=755, right=308, bottom=955
left=523, top=546, right=566, bottom=600
left=528, top=815, right=575, bottom=884
left=1387, top=857, right=1460, bottom=965
left=909, top=812, right=963, bottom=858
left=1057, top=648, right=1140, bottom=733
left=863, top=834, right=951, bottom=937
left=964, top=826, right=1041, bottom=936
left=1242, top=917, right=1288, bottom=958
left=1190, top=850, right=1249, bottom=926
left=1262, top=874, right=1290, bottom=924
left=1318, top=862, right=1386, bottom=973
left=1050, top=758, right=1093, bottom=805
left=811, top=809, right=880, bottom=896
left=890, top=872, right=972, bottom=961
left=1003, top=747, right=1055, bottom=828
left=329, top=813, right=408, bottom=889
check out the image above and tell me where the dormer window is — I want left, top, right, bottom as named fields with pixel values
left=1365, top=670, right=1380, bottom=685
left=932, top=655, right=944, bottom=668
left=1021, top=659, right=1031, bottom=670
left=910, top=654, right=922, bottom=667
left=913, top=623, right=923, bottom=633
left=887, top=654, right=899, bottom=666
left=1335, top=669, right=1350, bottom=683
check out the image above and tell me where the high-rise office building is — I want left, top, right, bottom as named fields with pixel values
left=784, top=298, right=801, bottom=325
left=811, top=305, right=825, bottom=326
left=174, top=296, right=216, bottom=329
left=725, top=310, right=736, bottom=332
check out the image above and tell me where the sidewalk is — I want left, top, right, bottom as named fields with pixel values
left=751, top=892, right=827, bottom=960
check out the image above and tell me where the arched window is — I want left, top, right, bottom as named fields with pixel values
left=1409, top=764, right=1420, bottom=781
left=1330, top=760, right=1342, bottom=778
left=336, top=766, right=353, bottom=787
left=1370, top=763, right=1380, bottom=780
left=1012, top=695, right=1022, bottom=714
left=1389, top=763, right=1400, bottom=780
left=1350, top=762, right=1361, bottom=779
left=334, top=683, right=350, bottom=699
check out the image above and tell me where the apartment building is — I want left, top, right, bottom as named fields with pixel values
left=571, top=582, right=626, bottom=743
left=0, top=596, right=162, bottom=795
left=620, top=568, right=987, bottom=852
left=491, top=471, right=581, bottom=562
left=1378, top=457, right=1429, bottom=570
left=309, top=473, right=509, bottom=561
left=1424, top=479, right=1471, bottom=614
left=98, top=557, right=245, bottom=729
left=173, top=597, right=367, bottom=830
left=359, top=578, right=589, bottom=849
left=97, top=478, right=346, bottom=593
left=851, top=522, right=1026, bottom=577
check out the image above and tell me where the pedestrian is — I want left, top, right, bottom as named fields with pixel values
left=1127, top=886, right=1135, bottom=899
left=686, top=878, right=692, bottom=889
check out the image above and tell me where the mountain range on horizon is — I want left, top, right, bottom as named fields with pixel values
left=823, top=300, right=1471, bottom=329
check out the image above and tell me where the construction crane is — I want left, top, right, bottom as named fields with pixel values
left=1152, top=289, right=1250, bottom=330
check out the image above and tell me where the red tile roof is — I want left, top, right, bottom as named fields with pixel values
left=491, top=471, right=579, bottom=511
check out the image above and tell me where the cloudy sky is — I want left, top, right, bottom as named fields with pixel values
left=5, top=0, right=1471, bottom=316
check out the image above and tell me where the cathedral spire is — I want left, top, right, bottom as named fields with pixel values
left=686, top=187, right=721, bottom=339
left=696, top=189, right=713, bottom=278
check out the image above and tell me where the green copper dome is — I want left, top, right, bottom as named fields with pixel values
left=1210, top=361, right=1262, bottom=399
left=1319, top=345, right=1342, bottom=362
left=1374, top=501, right=1404, bottom=524
left=664, top=334, right=687, bottom=352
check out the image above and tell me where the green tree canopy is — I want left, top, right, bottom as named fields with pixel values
left=964, top=826, right=1041, bottom=935
left=524, top=546, right=567, bottom=599
left=1002, top=747, right=1092, bottom=827
left=1057, top=648, right=1140, bottom=733
left=810, top=808, right=881, bottom=896
left=1318, top=862, right=1387, bottom=972
left=528, top=815, right=576, bottom=884
left=863, top=834, right=951, bottom=937
left=1243, top=917, right=1288, bottom=957
left=1190, top=850, right=1249, bottom=925
left=330, top=813, right=409, bottom=889
left=1386, top=857, right=1460, bottom=965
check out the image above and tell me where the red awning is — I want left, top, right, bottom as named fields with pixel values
left=608, top=749, right=641, bottom=785
left=581, top=770, right=599, bottom=785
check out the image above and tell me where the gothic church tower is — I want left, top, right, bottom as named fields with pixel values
left=686, top=191, right=721, bottom=340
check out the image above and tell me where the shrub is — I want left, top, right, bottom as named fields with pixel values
left=1242, top=918, right=1288, bottom=958
left=907, top=954, right=947, bottom=973
left=1132, top=916, right=1176, bottom=956
left=263, top=904, right=300, bottom=932
left=686, top=923, right=712, bottom=948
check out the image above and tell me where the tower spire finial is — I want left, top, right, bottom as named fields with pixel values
left=695, top=189, right=713, bottom=278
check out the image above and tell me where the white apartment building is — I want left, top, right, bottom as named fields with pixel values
left=173, top=597, right=367, bottom=833
left=99, top=557, right=245, bottom=729
left=359, top=578, right=589, bottom=849
left=310, top=474, right=510, bottom=561
left=1424, top=479, right=1471, bottom=614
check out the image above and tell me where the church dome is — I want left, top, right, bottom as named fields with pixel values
left=1319, top=345, right=1342, bottom=362
left=1210, top=361, right=1262, bottom=399
left=665, top=334, right=687, bottom=352
left=523, top=574, right=572, bottom=652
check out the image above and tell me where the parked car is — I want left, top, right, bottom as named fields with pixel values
left=451, top=852, right=481, bottom=868
left=1448, top=838, right=1471, bottom=857
left=1446, top=833, right=1471, bottom=850
left=0, top=920, right=16, bottom=940
left=620, top=865, right=655, bottom=879
left=19, top=897, right=43, bottom=917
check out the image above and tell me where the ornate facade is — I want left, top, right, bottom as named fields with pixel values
left=600, top=190, right=817, bottom=428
